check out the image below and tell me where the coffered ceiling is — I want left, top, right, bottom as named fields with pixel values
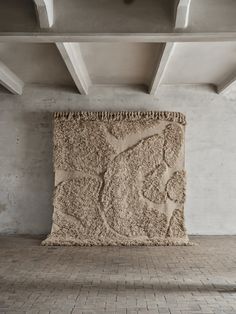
left=0, top=0, right=236, bottom=96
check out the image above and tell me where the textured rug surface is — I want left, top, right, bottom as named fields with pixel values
left=42, top=111, right=189, bottom=246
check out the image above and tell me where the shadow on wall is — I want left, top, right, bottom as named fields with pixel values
left=0, top=110, right=54, bottom=234
left=19, top=111, right=54, bottom=234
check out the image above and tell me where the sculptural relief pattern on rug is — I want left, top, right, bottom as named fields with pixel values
left=43, top=111, right=188, bottom=246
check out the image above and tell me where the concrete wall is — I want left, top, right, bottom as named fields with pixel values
left=0, top=84, right=236, bottom=235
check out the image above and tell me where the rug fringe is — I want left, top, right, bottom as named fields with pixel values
left=54, top=111, right=186, bottom=125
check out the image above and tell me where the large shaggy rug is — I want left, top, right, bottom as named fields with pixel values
left=42, top=111, right=189, bottom=246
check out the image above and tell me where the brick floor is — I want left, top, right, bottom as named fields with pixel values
left=0, top=236, right=236, bottom=314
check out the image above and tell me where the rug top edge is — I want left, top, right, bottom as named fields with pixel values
left=54, top=111, right=186, bottom=125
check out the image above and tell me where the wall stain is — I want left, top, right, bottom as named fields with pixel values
left=0, top=203, right=7, bottom=214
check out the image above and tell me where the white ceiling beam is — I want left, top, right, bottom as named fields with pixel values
left=0, top=61, right=24, bottom=95
left=149, top=43, right=175, bottom=96
left=175, top=0, right=192, bottom=28
left=56, top=43, right=91, bottom=95
left=217, top=73, right=236, bottom=94
left=34, top=0, right=54, bottom=28
left=1, top=32, right=236, bottom=43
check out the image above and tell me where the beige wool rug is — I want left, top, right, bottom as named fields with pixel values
left=42, top=111, right=189, bottom=246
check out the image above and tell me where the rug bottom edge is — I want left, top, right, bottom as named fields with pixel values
left=41, top=236, right=192, bottom=246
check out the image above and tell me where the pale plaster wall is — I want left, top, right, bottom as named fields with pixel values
left=0, top=84, right=236, bottom=235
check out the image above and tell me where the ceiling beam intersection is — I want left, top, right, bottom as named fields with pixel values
left=217, top=72, right=236, bottom=94
left=56, top=43, right=91, bottom=95
left=175, top=0, right=192, bottom=28
left=0, top=61, right=24, bottom=95
left=34, top=0, right=54, bottom=28
left=149, top=43, right=175, bottom=96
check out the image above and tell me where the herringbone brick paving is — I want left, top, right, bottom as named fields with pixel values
left=0, top=236, right=236, bottom=314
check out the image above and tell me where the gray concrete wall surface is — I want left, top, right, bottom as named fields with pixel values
left=0, top=84, right=236, bottom=235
